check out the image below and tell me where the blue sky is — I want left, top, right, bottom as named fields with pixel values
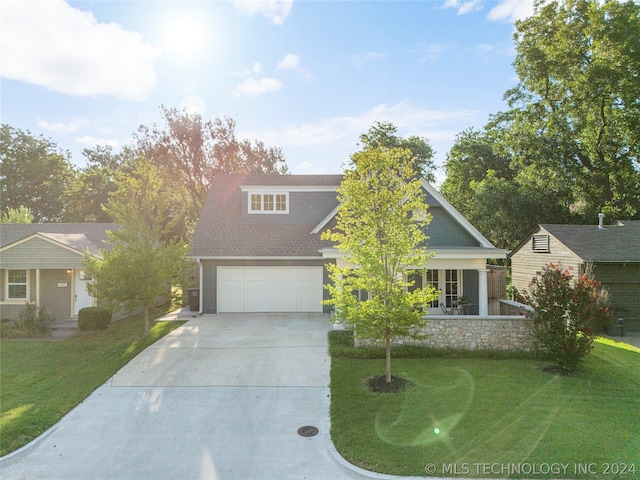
left=1, top=0, right=534, bottom=182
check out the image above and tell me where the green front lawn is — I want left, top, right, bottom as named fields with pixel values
left=330, top=333, right=640, bottom=479
left=0, top=304, right=184, bottom=457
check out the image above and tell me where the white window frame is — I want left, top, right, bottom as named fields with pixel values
left=411, top=269, right=463, bottom=312
left=6, top=269, right=28, bottom=301
left=248, top=192, right=289, bottom=214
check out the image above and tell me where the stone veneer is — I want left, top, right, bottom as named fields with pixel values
left=355, top=315, right=535, bottom=351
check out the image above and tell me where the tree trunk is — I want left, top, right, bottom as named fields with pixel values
left=385, top=336, right=392, bottom=383
left=144, top=305, right=150, bottom=337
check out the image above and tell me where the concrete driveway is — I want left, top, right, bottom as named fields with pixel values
left=0, top=313, right=368, bottom=480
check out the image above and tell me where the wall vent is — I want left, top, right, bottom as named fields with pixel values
left=532, top=234, right=550, bottom=253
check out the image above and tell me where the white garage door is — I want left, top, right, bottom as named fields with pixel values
left=217, top=267, right=324, bottom=313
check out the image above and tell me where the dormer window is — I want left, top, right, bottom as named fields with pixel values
left=249, top=193, right=288, bottom=214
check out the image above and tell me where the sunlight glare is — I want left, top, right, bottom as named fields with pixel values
left=165, top=15, right=208, bottom=59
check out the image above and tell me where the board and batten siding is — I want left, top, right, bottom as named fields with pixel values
left=0, top=237, right=85, bottom=269
left=510, top=227, right=582, bottom=296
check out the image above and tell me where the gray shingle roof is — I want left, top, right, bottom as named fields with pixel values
left=0, top=223, right=116, bottom=256
left=541, top=221, right=640, bottom=263
left=189, top=174, right=343, bottom=257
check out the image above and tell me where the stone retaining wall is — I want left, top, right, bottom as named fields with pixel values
left=355, top=315, right=535, bottom=351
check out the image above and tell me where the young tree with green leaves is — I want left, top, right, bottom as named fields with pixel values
left=0, top=206, right=33, bottom=223
left=323, top=145, right=438, bottom=385
left=85, top=159, right=188, bottom=337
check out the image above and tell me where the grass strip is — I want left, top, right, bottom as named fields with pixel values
left=330, top=331, right=640, bottom=479
left=0, top=304, right=185, bottom=456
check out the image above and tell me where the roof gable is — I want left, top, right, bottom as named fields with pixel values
left=510, top=221, right=640, bottom=263
left=0, top=223, right=116, bottom=252
left=190, top=175, right=342, bottom=258
left=190, top=174, right=500, bottom=259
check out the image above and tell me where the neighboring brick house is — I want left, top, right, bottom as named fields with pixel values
left=509, top=219, right=640, bottom=336
left=189, top=174, right=509, bottom=316
left=0, top=223, right=116, bottom=322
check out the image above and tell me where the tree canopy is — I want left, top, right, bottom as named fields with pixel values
left=359, top=121, right=436, bottom=182
left=85, top=159, right=188, bottom=336
left=441, top=0, right=640, bottom=249
left=323, top=142, right=438, bottom=384
left=135, top=106, right=289, bottom=230
left=0, top=124, right=75, bottom=222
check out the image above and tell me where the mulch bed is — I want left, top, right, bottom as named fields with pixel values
left=365, top=375, right=412, bottom=393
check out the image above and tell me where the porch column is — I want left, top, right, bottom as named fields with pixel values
left=35, top=268, right=41, bottom=307
left=478, top=269, right=488, bottom=316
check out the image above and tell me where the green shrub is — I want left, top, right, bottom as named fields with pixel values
left=0, top=303, right=55, bottom=338
left=78, top=307, right=112, bottom=331
left=523, top=263, right=614, bottom=373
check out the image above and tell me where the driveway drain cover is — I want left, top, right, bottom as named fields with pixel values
left=297, top=426, right=319, bottom=437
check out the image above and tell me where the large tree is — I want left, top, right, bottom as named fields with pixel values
left=0, top=124, right=75, bottom=222
left=441, top=127, right=575, bottom=249
left=359, top=121, right=436, bottom=182
left=323, top=144, right=438, bottom=386
left=441, top=0, right=640, bottom=248
left=63, top=145, right=135, bottom=223
left=85, top=159, right=188, bottom=337
left=507, top=0, right=640, bottom=220
left=135, top=106, right=289, bottom=230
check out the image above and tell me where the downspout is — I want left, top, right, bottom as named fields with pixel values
left=196, top=258, right=203, bottom=314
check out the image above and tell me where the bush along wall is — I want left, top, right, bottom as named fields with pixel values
left=78, top=307, right=113, bottom=331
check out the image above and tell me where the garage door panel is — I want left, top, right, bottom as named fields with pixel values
left=218, top=268, right=245, bottom=312
left=217, top=267, right=322, bottom=313
left=245, top=278, right=274, bottom=311
left=297, top=268, right=323, bottom=311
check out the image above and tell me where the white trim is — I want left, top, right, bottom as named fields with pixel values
left=5, top=268, right=29, bottom=301
left=307, top=180, right=502, bottom=250
left=320, top=247, right=508, bottom=260
left=0, top=233, right=89, bottom=257
left=311, top=206, right=338, bottom=234
left=188, top=256, right=324, bottom=261
left=241, top=185, right=338, bottom=193
left=248, top=192, right=289, bottom=214
left=421, top=180, right=496, bottom=248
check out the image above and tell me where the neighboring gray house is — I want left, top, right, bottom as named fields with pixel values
left=509, top=219, right=640, bottom=336
left=0, top=223, right=115, bottom=322
left=189, top=174, right=509, bottom=315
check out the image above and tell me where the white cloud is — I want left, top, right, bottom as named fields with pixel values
left=458, top=0, right=483, bottom=14
left=487, top=0, right=535, bottom=22
left=75, top=136, right=120, bottom=148
left=0, top=0, right=160, bottom=101
left=351, top=52, right=386, bottom=68
left=276, top=53, right=313, bottom=80
left=37, top=118, right=87, bottom=134
left=231, top=77, right=283, bottom=96
left=247, top=102, right=479, bottom=148
left=232, top=0, right=293, bottom=25
left=277, top=54, right=300, bottom=70
left=418, top=44, right=451, bottom=63
left=441, top=0, right=483, bottom=15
